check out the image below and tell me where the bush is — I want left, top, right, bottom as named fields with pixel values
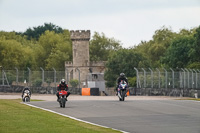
left=33, top=78, right=42, bottom=87
left=69, top=79, right=79, bottom=88
left=128, top=77, right=137, bottom=87
left=187, top=62, right=200, bottom=69
left=5, top=71, right=16, bottom=85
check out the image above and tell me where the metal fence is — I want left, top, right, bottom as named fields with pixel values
left=1, top=67, right=200, bottom=97
left=0, top=67, right=68, bottom=94
left=134, top=68, right=200, bottom=97
left=0, top=67, right=91, bottom=95
left=1, top=69, right=65, bottom=86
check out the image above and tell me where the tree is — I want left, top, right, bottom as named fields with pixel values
left=35, top=30, right=72, bottom=70
left=104, top=49, right=150, bottom=87
left=0, top=32, right=36, bottom=69
left=193, top=26, right=200, bottom=62
left=187, top=62, right=200, bottom=69
left=152, top=26, right=177, bottom=48
left=135, top=27, right=177, bottom=67
left=160, top=26, right=199, bottom=68
left=161, top=36, right=195, bottom=68
left=23, top=23, right=63, bottom=40
left=0, top=40, right=26, bottom=69
left=89, top=32, right=122, bottom=61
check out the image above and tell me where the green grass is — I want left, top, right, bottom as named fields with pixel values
left=0, top=99, right=120, bottom=133
left=176, top=98, right=200, bottom=101
left=183, top=98, right=200, bottom=101
left=16, top=98, right=44, bottom=101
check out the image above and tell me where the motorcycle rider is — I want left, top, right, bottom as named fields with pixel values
left=21, top=87, right=31, bottom=101
left=56, top=79, right=70, bottom=101
left=116, top=73, right=128, bottom=95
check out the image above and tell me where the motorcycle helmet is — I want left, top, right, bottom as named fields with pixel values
left=61, top=79, right=66, bottom=85
left=120, top=73, right=125, bottom=77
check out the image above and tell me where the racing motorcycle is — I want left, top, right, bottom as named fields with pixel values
left=58, top=90, right=68, bottom=108
left=22, top=90, right=31, bottom=102
left=117, top=80, right=128, bottom=101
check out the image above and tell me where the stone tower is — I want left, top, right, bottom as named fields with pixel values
left=65, top=30, right=91, bottom=84
left=70, top=30, right=90, bottom=67
left=65, top=30, right=106, bottom=88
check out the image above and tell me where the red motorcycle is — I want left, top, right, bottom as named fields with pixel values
left=58, top=90, right=68, bottom=108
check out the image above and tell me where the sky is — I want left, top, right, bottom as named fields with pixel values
left=0, top=0, right=200, bottom=48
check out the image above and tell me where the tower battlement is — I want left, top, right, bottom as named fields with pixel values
left=70, top=30, right=90, bottom=41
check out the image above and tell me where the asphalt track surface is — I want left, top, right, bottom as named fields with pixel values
left=27, top=98, right=200, bottom=133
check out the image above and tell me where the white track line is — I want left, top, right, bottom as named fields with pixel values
left=22, top=102, right=129, bottom=133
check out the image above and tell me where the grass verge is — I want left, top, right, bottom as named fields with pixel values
left=182, top=98, right=200, bottom=101
left=176, top=98, right=200, bottom=101
left=0, top=99, right=120, bottom=133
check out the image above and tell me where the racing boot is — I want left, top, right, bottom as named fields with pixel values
left=57, top=96, right=60, bottom=102
left=115, top=88, right=118, bottom=95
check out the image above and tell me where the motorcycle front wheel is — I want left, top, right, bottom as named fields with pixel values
left=121, top=90, right=126, bottom=101
left=61, top=97, right=66, bottom=108
left=25, top=97, right=30, bottom=102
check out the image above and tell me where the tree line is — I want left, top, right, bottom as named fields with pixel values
left=0, top=23, right=200, bottom=87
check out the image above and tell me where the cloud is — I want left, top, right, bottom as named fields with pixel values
left=0, top=0, right=200, bottom=47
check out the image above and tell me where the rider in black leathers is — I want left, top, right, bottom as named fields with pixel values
left=56, top=79, right=70, bottom=101
left=115, top=73, right=128, bottom=94
left=21, top=87, right=31, bottom=101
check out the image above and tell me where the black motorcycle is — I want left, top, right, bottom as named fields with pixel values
left=22, top=90, right=31, bottom=102
left=117, top=80, right=128, bottom=101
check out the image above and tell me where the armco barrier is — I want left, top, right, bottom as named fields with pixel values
left=90, top=88, right=99, bottom=96
left=81, top=88, right=99, bottom=96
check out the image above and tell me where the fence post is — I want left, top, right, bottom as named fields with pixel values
left=184, top=68, right=189, bottom=88
left=193, top=69, right=197, bottom=89
left=197, top=69, right=200, bottom=88
left=65, top=67, right=69, bottom=84
left=40, top=67, right=44, bottom=86
left=14, top=67, right=18, bottom=86
left=163, top=68, right=167, bottom=89
left=170, top=68, right=174, bottom=89
left=141, top=68, right=146, bottom=88
left=189, top=69, right=193, bottom=88
left=156, top=68, right=160, bottom=89
left=0, top=66, right=4, bottom=85
left=27, top=67, right=31, bottom=86
left=75, top=67, right=80, bottom=89
left=181, top=68, right=185, bottom=88
left=134, top=67, right=139, bottom=88
left=52, top=68, right=56, bottom=87
left=179, top=70, right=182, bottom=88
left=149, top=68, right=153, bottom=89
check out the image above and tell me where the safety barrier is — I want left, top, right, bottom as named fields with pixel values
left=82, top=88, right=99, bottom=96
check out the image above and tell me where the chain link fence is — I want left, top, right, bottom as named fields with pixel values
left=0, top=68, right=80, bottom=94
left=1, top=67, right=200, bottom=97
left=134, top=68, right=200, bottom=97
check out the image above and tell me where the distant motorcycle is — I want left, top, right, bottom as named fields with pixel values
left=117, top=80, right=128, bottom=101
left=58, top=90, right=68, bottom=108
left=22, top=90, right=31, bottom=102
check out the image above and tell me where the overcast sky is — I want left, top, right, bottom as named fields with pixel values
left=0, top=0, right=200, bottom=48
